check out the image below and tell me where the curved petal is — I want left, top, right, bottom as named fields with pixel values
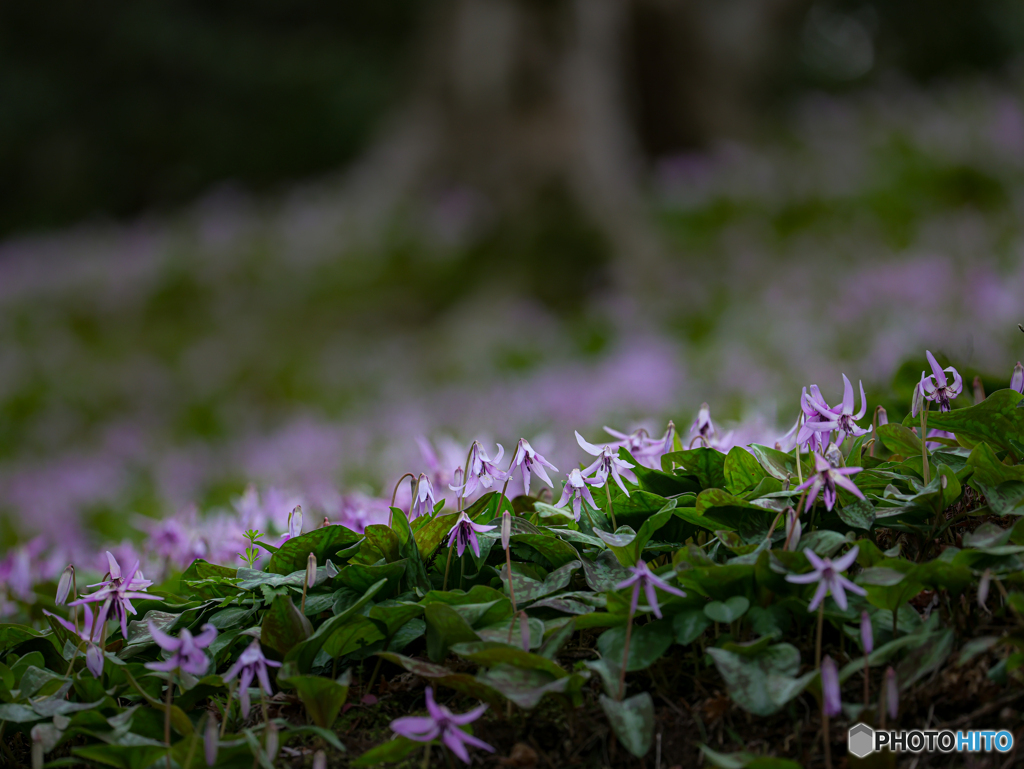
left=105, top=552, right=122, bottom=580
left=575, top=431, right=603, bottom=457
left=841, top=374, right=854, bottom=415
left=391, top=716, right=438, bottom=741
left=803, top=548, right=826, bottom=571
left=145, top=658, right=181, bottom=673
left=643, top=580, right=662, bottom=619
left=786, top=571, right=822, bottom=584
left=854, top=379, right=868, bottom=420
left=833, top=473, right=865, bottom=500
left=455, top=729, right=495, bottom=753
left=448, top=703, right=489, bottom=726
left=149, top=620, right=181, bottom=652
left=807, top=578, right=830, bottom=612
left=837, top=574, right=867, bottom=597
left=532, top=462, right=553, bottom=489
left=831, top=546, right=860, bottom=572
left=443, top=729, right=471, bottom=763
left=830, top=578, right=849, bottom=611
left=256, top=662, right=273, bottom=695
left=946, top=367, right=963, bottom=397
left=424, top=687, right=444, bottom=722
left=925, top=351, right=947, bottom=386
left=86, top=644, right=105, bottom=679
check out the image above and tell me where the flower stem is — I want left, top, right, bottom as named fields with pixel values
left=220, top=686, right=234, bottom=737
left=505, top=547, right=518, bottom=644
left=794, top=415, right=804, bottom=487
left=442, top=541, right=455, bottom=592
left=920, top=405, right=930, bottom=485
left=388, top=473, right=416, bottom=527
left=815, top=602, right=824, bottom=672
left=421, top=745, right=431, bottom=769
left=605, top=484, right=618, bottom=531
left=64, top=640, right=86, bottom=677
left=863, top=655, right=870, bottom=711
left=823, top=709, right=832, bottom=769
left=183, top=714, right=202, bottom=769
left=617, top=587, right=637, bottom=701
left=164, top=676, right=174, bottom=769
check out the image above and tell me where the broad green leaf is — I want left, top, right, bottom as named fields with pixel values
left=337, top=559, right=407, bottom=599
left=581, top=551, right=632, bottom=593
left=375, top=652, right=504, bottom=708
left=599, top=692, right=654, bottom=758
left=706, top=643, right=813, bottom=716
left=837, top=498, right=875, bottom=530
left=260, top=595, right=311, bottom=655
left=424, top=603, right=480, bottom=662
left=390, top=508, right=432, bottom=594
left=413, top=513, right=460, bottom=559
left=268, top=525, right=361, bottom=575
left=278, top=672, right=349, bottom=729
left=450, top=641, right=567, bottom=678
left=724, top=447, right=768, bottom=495
left=419, top=585, right=514, bottom=626
left=475, top=664, right=589, bottom=709
left=351, top=736, right=421, bottom=767
left=673, top=609, right=712, bottom=645
left=363, top=525, right=401, bottom=563
left=596, top=620, right=673, bottom=671
left=877, top=423, right=923, bottom=457
left=368, top=601, right=423, bottom=636
left=895, top=628, right=954, bottom=689
left=323, top=615, right=387, bottom=659
left=285, top=578, right=387, bottom=672
left=662, top=447, right=727, bottom=490
left=927, top=389, right=1024, bottom=458
left=747, top=444, right=814, bottom=482
left=704, top=596, right=749, bottom=624
left=72, top=744, right=168, bottom=769
left=623, top=449, right=700, bottom=496
left=508, top=534, right=580, bottom=569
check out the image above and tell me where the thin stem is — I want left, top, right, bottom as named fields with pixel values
left=459, top=552, right=466, bottom=591
left=863, top=656, right=870, bottom=711
left=165, top=676, right=174, bottom=769
left=220, top=686, right=234, bottom=737
left=920, top=405, right=930, bottom=485
left=64, top=639, right=86, bottom=677
left=823, top=709, right=832, bottom=769
left=366, top=653, right=385, bottom=696
left=458, top=442, right=478, bottom=513
left=261, top=692, right=270, bottom=750
left=870, top=407, right=879, bottom=458
left=389, top=473, right=416, bottom=527
left=422, top=745, right=432, bottom=769
left=301, top=581, right=307, bottom=616
left=442, top=541, right=455, bottom=592
left=794, top=415, right=804, bottom=487
left=617, top=587, right=637, bottom=701
left=605, top=484, right=618, bottom=531
left=183, top=714, right=202, bottom=769
left=815, top=602, right=824, bottom=672
left=505, top=547, right=518, bottom=644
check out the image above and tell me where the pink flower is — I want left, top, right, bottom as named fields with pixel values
left=576, top=431, right=635, bottom=496
left=222, top=640, right=282, bottom=719
left=786, top=546, right=866, bottom=611
left=145, top=621, right=217, bottom=677
left=615, top=560, right=687, bottom=619
left=509, top=439, right=557, bottom=497
left=917, top=350, right=962, bottom=413
left=553, top=469, right=599, bottom=522
left=69, top=551, right=153, bottom=639
left=448, top=512, right=496, bottom=559
left=390, top=687, right=493, bottom=764
left=794, top=454, right=864, bottom=512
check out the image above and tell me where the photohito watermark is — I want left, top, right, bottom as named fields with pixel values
left=848, top=724, right=1014, bottom=758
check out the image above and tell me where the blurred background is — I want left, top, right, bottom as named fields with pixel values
left=3, top=0, right=1024, bottom=564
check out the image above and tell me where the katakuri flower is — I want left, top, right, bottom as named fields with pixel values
left=553, top=468, right=599, bottom=522
left=449, top=442, right=507, bottom=500
left=279, top=505, right=303, bottom=543
left=615, top=560, right=687, bottom=619
left=448, top=511, right=497, bottom=558
left=146, top=621, right=217, bottom=676
left=690, top=403, right=715, bottom=446
left=801, top=375, right=869, bottom=447
left=782, top=507, right=802, bottom=551
left=222, top=639, right=282, bottom=719
left=389, top=687, right=494, bottom=764
left=69, top=551, right=153, bottom=639
left=821, top=655, right=841, bottom=717
left=860, top=611, right=874, bottom=654
left=794, top=453, right=864, bottom=512
left=55, top=564, right=75, bottom=605
left=576, top=431, right=635, bottom=495
left=795, top=386, right=835, bottom=452
left=916, top=350, right=962, bottom=413
left=43, top=604, right=105, bottom=678
left=786, top=546, right=866, bottom=611
left=1012, top=362, right=1023, bottom=394
left=410, top=473, right=437, bottom=520
left=509, top=439, right=558, bottom=497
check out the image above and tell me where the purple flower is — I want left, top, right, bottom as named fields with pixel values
left=918, top=350, right=962, bottom=413
left=821, top=655, right=841, bottom=717
left=410, top=473, right=437, bottom=520
left=500, top=510, right=512, bottom=551
left=690, top=403, right=715, bottom=446
left=786, top=546, right=866, bottom=611
left=615, top=560, right=687, bottom=619
left=279, top=505, right=303, bottom=543
left=876, top=405, right=888, bottom=427
left=576, top=431, right=635, bottom=496
left=43, top=604, right=105, bottom=678
left=978, top=568, right=991, bottom=611
left=603, top=426, right=651, bottom=453
left=145, top=621, right=217, bottom=677
left=55, top=564, right=75, bottom=605
left=796, top=386, right=835, bottom=452
left=860, top=611, right=873, bottom=654
left=553, top=469, right=599, bottom=522
left=783, top=507, right=802, bottom=551
left=448, top=512, right=497, bottom=558
left=509, top=439, right=557, bottom=497
left=1012, top=362, right=1023, bottom=394
left=390, top=687, right=494, bottom=764
left=798, top=376, right=869, bottom=447
left=70, top=552, right=153, bottom=639
left=794, top=454, right=864, bottom=512
left=204, top=714, right=219, bottom=767
left=449, top=442, right=507, bottom=500
left=222, top=640, right=282, bottom=719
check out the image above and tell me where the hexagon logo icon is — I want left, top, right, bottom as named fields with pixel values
left=848, top=723, right=875, bottom=758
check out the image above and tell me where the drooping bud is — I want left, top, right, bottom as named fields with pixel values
left=306, top=553, right=318, bottom=589
left=824, top=442, right=844, bottom=468
left=783, top=507, right=801, bottom=551
left=973, top=375, right=986, bottom=404
left=884, top=667, right=899, bottom=719
left=86, top=644, right=104, bottom=679
left=204, top=714, right=219, bottom=767
left=31, top=725, right=44, bottom=769
left=860, top=611, right=873, bottom=655
left=287, top=506, right=303, bottom=539
left=874, top=405, right=888, bottom=427
left=911, top=374, right=926, bottom=418
left=501, top=510, right=512, bottom=551
left=55, top=564, right=75, bottom=605
left=821, top=655, right=841, bottom=717
left=978, top=568, right=992, bottom=611
left=313, top=751, right=327, bottom=769
left=265, top=720, right=279, bottom=761
left=1012, top=362, right=1024, bottom=394
left=322, top=516, right=330, bottom=528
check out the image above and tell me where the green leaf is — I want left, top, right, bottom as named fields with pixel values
left=698, top=744, right=802, bottom=769
left=966, top=441, right=1024, bottom=487
left=450, top=641, right=567, bottom=678
left=419, top=585, right=514, bottom=626
left=837, top=498, right=875, bottom=530
left=260, top=595, right=312, bottom=655
left=508, top=534, right=580, bottom=569
left=413, top=513, right=460, bottom=559
left=692, top=489, right=777, bottom=531
left=279, top=671, right=349, bottom=729
left=351, top=736, right=421, bottom=767
left=623, top=449, right=700, bottom=496
left=895, top=628, right=954, bottom=690
left=375, top=652, right=504, bottom=708
left=285, top=578, right=388, bottom=672
left=747, top=444, right=813, bottom=482
left=596, top=620, right=673, bottom=671
left=390, top=508, right=432, bottom=594
left=363, top=525, right=401, bottom=563
left=927, top=389, right=1024, bottom=458
left=323, top=615, right=387, bottom=659
left=599, top=692, right=654, bottom=758
left=877, top=423, right=923, bottom=457
left=424, top=603, right=480, bottom=662
left=581, top=551, right=632, bottom=593
left=704, top=596, right=750, bottom=624
left=706, top=643, right=815, bottom=717
left=268, top=525, right=362, bottom=575
left=72, top=744, right=168, bottom=769
left=337, top=560, right=407, bottom=599
left=662, top=448, right=727, bottom=490
left=121, top=667, right=193, bottom=737
left=672, top=609, right=712, bottom=645
left=724, top=448, right=768, bottom=495
left=475, top=664, right=589, bottom=709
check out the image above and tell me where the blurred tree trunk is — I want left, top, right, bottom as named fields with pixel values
left=341, top=0, right=808, bottom=304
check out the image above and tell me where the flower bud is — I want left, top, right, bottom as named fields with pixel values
left=288, top=506, right=303, bottom=539
left=265, top=720, right=279, bottom=761
left=875, top=405, right=888, bottom=427
left=821, top=655, right=841, bottom=717
left=313, top=751, right=327, bottom=769
left=1012, top=362, right=1024, bottom=394
left=204, top=715, right=219, bottom=767
left=911, top=375, right=926, bottom=418
left=55, top=564, right=75, bottom=605
left=884, top=666, right=898, bottom=719
left=31, top=725, right=44, bottom=769
left=783, top=507, right=801, bottom=551
left=306, top=553, right=318, bottom=589
left=860, top=611, right=873, bottom=655
left=501, top=510, right=512, bottom=551
left=978, top=568, right=991, bottom=611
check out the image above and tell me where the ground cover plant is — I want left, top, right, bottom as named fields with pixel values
left=2, top=349, right=1024, bottom=768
